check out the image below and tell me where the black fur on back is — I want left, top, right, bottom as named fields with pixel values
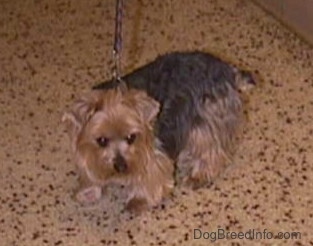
left=94, top=51, right=252, bottom=158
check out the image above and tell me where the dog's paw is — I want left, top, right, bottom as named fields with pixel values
left=183, top=176, right=211, bottom=190
left=75, top=186, right=102, bottom=205
left=125, top=198, right=149, bottom=215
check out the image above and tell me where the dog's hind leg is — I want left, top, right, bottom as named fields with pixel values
left=177, top=90, right=243, bottom=189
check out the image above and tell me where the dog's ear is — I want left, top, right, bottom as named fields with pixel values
left=130, top=90, right=160, bottom=123
left=62, top=91, right=103, bottom=146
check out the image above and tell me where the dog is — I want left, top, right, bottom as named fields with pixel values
left=62, top=51, right=255, bottom=213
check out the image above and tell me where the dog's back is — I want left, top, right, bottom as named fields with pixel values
left=94, top=51, right=255, bottom=158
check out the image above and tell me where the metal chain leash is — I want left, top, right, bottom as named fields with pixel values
left=113, top=0, right=124, bottom=82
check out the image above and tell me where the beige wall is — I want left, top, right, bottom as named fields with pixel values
left=253, top=0, right=313, bottom=45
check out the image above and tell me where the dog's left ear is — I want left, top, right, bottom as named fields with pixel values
left=131, top=90, right=160, bottom=123
left=62, top=91, right=103, bottom=148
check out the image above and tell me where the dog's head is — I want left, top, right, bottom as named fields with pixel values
left=62, top=88, right=160, bottom=184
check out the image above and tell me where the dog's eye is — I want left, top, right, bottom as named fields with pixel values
left=125, top=133, right=137, bottom=145
left=96, top=137, right=109, bottom=148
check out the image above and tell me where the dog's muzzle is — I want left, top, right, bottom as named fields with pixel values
left=113, top=153, right=128, bottom=173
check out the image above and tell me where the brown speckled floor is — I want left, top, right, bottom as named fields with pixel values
left=1, top=0, right=312, bottom=245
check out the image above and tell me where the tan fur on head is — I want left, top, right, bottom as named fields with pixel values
left=62, top=89, right=174, bottom=212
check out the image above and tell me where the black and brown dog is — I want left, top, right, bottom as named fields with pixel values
left=63, top=51, right=255, bottom=213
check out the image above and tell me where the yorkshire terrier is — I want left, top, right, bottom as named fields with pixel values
left=62, top=51, right=255, bottom=213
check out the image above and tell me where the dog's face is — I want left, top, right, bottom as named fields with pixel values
left=62, top=89, right=160, bottom=184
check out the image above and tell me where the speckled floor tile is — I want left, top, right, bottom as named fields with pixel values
left=0, top=0, right=312, bottom=245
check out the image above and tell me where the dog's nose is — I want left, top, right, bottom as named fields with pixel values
left=113, top=153, right=128, bottom=173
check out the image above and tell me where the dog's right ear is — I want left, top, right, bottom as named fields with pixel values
left=62, top=91, right=103, bottom=146
left=130, top=90, right=160, bottom=123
